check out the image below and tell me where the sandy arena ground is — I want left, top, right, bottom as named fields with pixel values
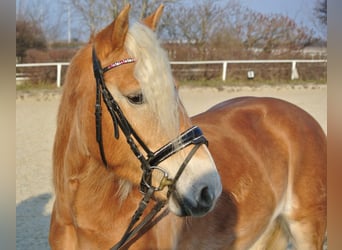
left=16, top=84, right=327, bottom=249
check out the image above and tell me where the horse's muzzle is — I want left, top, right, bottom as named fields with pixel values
left=170, top=182, right=220, bottom=217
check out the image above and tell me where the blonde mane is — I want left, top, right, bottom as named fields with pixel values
left=125, top=23, right=180, bottom=140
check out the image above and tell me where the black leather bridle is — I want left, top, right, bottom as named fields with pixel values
left=92, top=48, right=208, bottom=249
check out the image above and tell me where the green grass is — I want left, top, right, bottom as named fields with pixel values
left=16, top=81, right=59, bottom=91
left=178, top=78, right=326, bottom=88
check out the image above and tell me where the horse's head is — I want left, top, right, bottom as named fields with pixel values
left=73, top=4, right=221, bottom=217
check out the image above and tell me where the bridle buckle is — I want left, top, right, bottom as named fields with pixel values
left=141, top=166, right=173, bottom=194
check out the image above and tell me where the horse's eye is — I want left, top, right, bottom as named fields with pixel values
left=126, top=92, right=144, bottom=105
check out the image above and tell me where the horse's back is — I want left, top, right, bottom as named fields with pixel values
left=189, top=97, right=326, bottom=249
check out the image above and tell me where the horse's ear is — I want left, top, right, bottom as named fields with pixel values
left=142, top=4, right=164, bottom=31
left=94, top=4, right=131, bottom=59
left=112, top=4, right=131, bottom=49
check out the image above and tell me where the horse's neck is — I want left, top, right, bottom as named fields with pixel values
left=107, top=180, right=184, bottom=249
left=70, top=159, right=184, bottom=248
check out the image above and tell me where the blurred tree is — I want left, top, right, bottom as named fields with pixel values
left=63, top=0, right=178, bottom=40
left=314, top=0, right=327, bottom=26
left=241, top=13, right=313, bottom=56
left=168, top=0, right=313, bottom=59
left=17, top=0, right=63, bottom=44
left=16, top=20, right=47, bottom=62
left=167, top=0, right=226, bottom=60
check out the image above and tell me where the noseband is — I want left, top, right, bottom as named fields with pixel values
left=92, top=48, right=208, bottom=249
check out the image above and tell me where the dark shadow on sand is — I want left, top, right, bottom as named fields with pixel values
left=16, top=193, right=52, bottom=250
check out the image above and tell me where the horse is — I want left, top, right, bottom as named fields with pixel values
left=49, top=4, right=222, bottom=249
left=186, top=97, right=327, bottom=249
left=49, top=4, right=326, bottom=250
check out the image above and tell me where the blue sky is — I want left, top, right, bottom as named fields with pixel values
left=243, top=0, right=316, bottom=27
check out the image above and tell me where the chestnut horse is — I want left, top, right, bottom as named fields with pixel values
left=49, top=4, right=326, bottom=250
left=49, top=4, right=222, bottom=249
left=188, top=97, right=326, bottom=250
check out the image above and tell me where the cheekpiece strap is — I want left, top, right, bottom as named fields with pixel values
left=92, top=47, right=137, bottom=168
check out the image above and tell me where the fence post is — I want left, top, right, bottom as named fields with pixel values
left=222, top=61, right=227, bottom=81
left=291, top=61, right=299, bottom=80
left=56, top=64, right=62, bottom=87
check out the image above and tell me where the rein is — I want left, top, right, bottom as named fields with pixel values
left=92, top=48, right=208, bottom=249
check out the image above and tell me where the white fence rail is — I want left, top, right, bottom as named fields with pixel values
left=16, top=62, right=69, bottom=88
left=16, top=59, right=326, bottom=88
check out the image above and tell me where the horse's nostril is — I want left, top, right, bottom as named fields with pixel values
left=198, top=186, right=213, bottom=208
